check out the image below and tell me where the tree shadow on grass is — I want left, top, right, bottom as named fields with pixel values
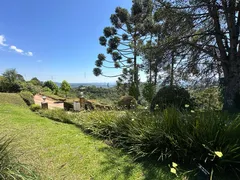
left=97, top=146, right=139, bottom=179
left=97, top=146, right=181, bottom=180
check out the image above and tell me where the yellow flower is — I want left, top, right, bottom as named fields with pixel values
left=131, top=118, right=134, bottom=121
left=172, top=162, right=178, bottom=168
left=215, top=151, right=223, bottom=158
left=170, top=168, right=177, bottom=174
left=185, top=104, right=190, bottom=108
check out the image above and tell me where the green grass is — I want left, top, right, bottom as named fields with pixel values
left=0, top=93, right=27, bottom=107
left=0, top=104, right=180, bottom=179
left=38, top=108, right=240, bottom=179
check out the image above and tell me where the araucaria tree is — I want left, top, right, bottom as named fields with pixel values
left=153, top=0, right=240, bottom=111
left=93, top=0, right=153, bottom=100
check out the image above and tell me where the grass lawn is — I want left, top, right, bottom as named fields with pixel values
left=0, top=103, right=179, bottom=180
left=0, top=93, right=27, bottom=107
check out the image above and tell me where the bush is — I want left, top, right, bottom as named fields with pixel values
left=151, top=85, right=193, bottom=111
left=20, top=91, right=35, bottom=106
left=118, top=95, right=137, bottom=109
left=24, top=82, right=41, bottom=95
left=30, top=104, right=41, bottom=112
left=64, top=101, right=73, bottom=111
left=39, top=109, right=73, bottom=124
left=42, top=86, right=52, bottom=93
left=191, top=87, right=223, bottom=110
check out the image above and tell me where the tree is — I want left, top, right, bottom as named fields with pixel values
left=93, top=0, right=153, bottom=100
left=30, top=77, right=42, bottom=86
left=2, top=69, right=18, bottom=84
left=152, top=0, right=240, bottom=111
left=60, top=80, right=71, bottom=97
left=43, top=80, right=58, bottom=94
left=141, top=3, right=194, bottom=87
left=1, top=69, right=22, bottom=92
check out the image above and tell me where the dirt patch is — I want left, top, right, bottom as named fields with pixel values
left=34, top=94, right=64, bottom=109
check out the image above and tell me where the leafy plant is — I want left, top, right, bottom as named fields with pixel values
left=151, top=85, right=193, bottom=111
left=30, top=104, right=41, bottom=112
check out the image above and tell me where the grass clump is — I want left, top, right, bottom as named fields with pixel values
left=0, top=136, right=39, bottom=179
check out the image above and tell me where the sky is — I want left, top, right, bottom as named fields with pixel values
left=0, top=0, right=146, bottom=83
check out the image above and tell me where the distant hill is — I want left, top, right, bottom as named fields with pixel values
left=55, top=82, right=116, bottom=88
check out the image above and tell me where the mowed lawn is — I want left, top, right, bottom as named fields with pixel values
left=0, top=99, right=178, bottom=179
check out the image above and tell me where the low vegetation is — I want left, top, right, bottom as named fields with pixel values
left=0, top=93, right=27, bottom=107
left=0, top=136, right=39, bottom=179
left=38, top=108, right=240, bottom=179
left=19, top=91, right=35, bottom=106
left=0, top=102, right=180, bottom=180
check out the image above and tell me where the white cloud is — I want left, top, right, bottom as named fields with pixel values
left=0, top=35, right=8, bottom=46
left=0, top=34, right=33, bottom=56
left=9, top=45, right=24, bottom=54
left=26, top=51, right=33, bottom=56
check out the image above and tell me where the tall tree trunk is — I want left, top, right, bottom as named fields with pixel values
left=133, top=31, right=139, bottom=100
left=170, top=51, right=174, bottom=86
left=222, top=54, right=240, bottom=112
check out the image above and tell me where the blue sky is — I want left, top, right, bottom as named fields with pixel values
left=0, top=0, right=147, bottom=83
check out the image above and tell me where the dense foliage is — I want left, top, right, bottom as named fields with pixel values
left=43, top=80, right=58, bottom=94
left=60, top=80, right=71, bottom=97
left=151, top=85, right=193, bottom=111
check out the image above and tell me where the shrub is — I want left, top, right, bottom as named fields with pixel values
left=151, top=85, right=193, bottom=111
left=42, top=86, right=52, bottom=92
left=118, top=95, right=137, bottom=109
left=190, top=87, right=223, bottom=110
left=25, top=82, right=41, bottom=95
left=64, top=101, right=73, bottom=111
left=39, top=109, right=73, bottom=124
left=30, top=104, right=41, bottom=112
left=30, top=77, right=42, bottom=86
left=20, top=91, right=35, bottom=106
